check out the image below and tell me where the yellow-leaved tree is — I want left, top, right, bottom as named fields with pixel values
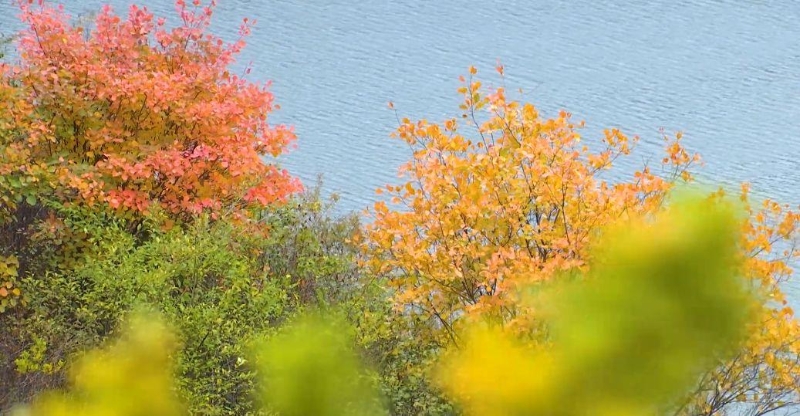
left=437, top=193, right=754, bottom=416
left=365, top=67, right=800, bottom=414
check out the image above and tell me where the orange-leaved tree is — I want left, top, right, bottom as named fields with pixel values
left=0, top=1, right=303, bottom=408
left=0, top=0, right=301, bottom=285
left=365, top=66, right=800, bottom=414
left=1, top=0, right=300, bottom=221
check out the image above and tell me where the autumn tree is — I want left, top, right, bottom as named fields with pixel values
left=0, top=0, right=301, bottom=297
left=437, top=194, right=754, bottom=416
left=365, top=67, right=800, bottom=414
left=0, top=1, right=304, bottom=409
left=677, top=186, right=800, bottom=415
left=0, top=0, right=299, bottom=224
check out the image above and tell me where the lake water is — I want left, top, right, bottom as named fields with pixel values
left=1, top=0, right=799, bottom=300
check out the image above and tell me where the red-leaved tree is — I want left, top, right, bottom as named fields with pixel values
left=1, top=0, right=300, bottom=221
left=0, top=1, right=302, bottom=405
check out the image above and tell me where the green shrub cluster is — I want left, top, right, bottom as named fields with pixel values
left=10, top=193, right=755, bottom=416
left=0, top=192, right=315, bottom=411
left=0, top=177, right=452, bottom=415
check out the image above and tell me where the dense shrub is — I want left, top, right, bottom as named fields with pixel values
left=0, top=186, right=373, bottom=414
left=15, top=193, right=756, bottom=416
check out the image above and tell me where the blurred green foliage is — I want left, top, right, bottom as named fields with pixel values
left=253, top=314, right=385, bottom=416
left=13, top=311, right=184, bottom=416
left=11, top=193, right=756, bottom=416
left=436, top=193, right=754, bottom=415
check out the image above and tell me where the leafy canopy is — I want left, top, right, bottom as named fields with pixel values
left=1, top=0, right=300, bottom=220
left=367, top=67, right=800, bottom=414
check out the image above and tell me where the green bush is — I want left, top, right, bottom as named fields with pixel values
left=255, top=182, right=362, bottom=306
left=351, top=296, right=456, bottom=416
left=13, top=193, right=754, bottom=416
left=2, top=186, right=375, bottom=415
left=0, top=35, right=9, bottom=60
left=12, top=217, right=287, bottom=414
